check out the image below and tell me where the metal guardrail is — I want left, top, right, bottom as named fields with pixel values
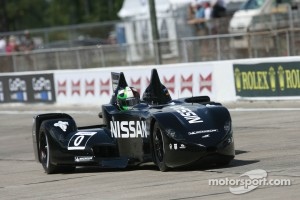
left=1, top=27, right=300, bottom=73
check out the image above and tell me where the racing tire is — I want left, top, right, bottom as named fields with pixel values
left=152, top=122, right=169, bottom=172
left=39, top=131, right=75, bottom=174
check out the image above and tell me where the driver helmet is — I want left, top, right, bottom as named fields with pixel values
left=117, top=86, right=140, bottom=110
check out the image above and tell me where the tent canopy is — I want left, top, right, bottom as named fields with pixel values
left=118, top=0, right=192, bottom=18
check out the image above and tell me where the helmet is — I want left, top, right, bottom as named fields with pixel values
left=117, top=86, right=140, bottom=110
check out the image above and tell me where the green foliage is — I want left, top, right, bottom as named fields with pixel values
left=1, top=0, right=124, bottom=32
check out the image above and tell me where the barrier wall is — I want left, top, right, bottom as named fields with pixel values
left=54, top=62, right=234, bottom=105
left=1, top=56, right=300, bottom=105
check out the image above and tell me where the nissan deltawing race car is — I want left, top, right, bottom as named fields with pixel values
left=32, top=69, right=235, bottom=174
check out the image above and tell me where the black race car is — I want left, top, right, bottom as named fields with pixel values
left=32, top=69, right=235, bottom=174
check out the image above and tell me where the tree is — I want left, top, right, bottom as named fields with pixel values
left=5, top=0, right=48, bottom=31
left=1, top=0, right=124, bottom=32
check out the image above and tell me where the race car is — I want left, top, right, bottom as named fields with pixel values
left=32, top=69, right=235, bottom=174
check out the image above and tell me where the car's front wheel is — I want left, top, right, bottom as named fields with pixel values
left=39, top=131, right=58, bottom=174
left=39, top=130, right=75, bottom=174
left=152, top=122, right=169, bottom=172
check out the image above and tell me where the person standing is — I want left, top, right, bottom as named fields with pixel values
left=0, top=36, right=6, bottom=54
left=19, top=30, right=35, bottom=52
left=6, top=35, right=18, bottom=53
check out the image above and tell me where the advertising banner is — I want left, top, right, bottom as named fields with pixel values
left=233, top=62, right=300, bottom=97
left=0, top=74, right=56, bottom=103
left=55, top=65, right=215, bottom=105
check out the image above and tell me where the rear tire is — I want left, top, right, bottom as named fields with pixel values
left=152, top=122, right=169, bottom=172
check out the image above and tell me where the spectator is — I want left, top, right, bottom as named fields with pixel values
left=187, top=1, right=215, bottom=36
left=203, top=2, right=213, bottom=35
left=19, top=30, right=35, bottom=52
left=19, top=30, right=35, bottom=70
left=187, top=0, right=197, bottom=20
left=6, top=35, right=18, bottom=53
left=0, top=36, right=6, bottom=54
left=188, top=1, right=206, bottom=36
left=211, top=0, right=226, bottom=18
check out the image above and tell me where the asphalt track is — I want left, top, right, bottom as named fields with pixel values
left=0, top=101, right=300, bottom=200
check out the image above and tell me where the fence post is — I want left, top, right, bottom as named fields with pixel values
left=99, top=47, right=106, bottom=67
left=32, top=54, right=37, bottom=71
left=126, top=44, right=132, bottom=66
left=247, top=33, right=252, bottom=58
left=286, top=30, right=290, bottom=56
left=55, top=52, right=60, bottom=70
left=76, top=50, right=82, bottom=69
left=181, top=39, right=188, bottom=63
left=12, top=54, right=17, bottom=72
left=217, top=37, right=221, bottom=60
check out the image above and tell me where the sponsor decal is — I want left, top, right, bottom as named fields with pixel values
left=234, top=62, right=300, bottom=97
left=174, top=143, right=178, bottom=150
left=188, top=129, right=218, bottom=135
left=234, top=67, right=271, bottom=92
left=100, top=79, right=110, bottom=95
left=200, top=73, right=212, bottom=92
left=54, top=121, right=69, bottom=132
left=163, top=75, right=175, bottom=94
left=85, top=80, right=95, bottom=95
left=170, top=105, right=203, bottom=124
left=72, top=80, right=80, bottom=95
left=32, top=77, right=53, bottom=101
left=110, top=120, right=147, bottom=138
left=75, top=156, right=93, bottom=162
left=169, top=143, right=186, bottom=150
left=57, top=80, right=67, bottom=96
left=181, top=74, right=193, bottom=93
left=1, top=74, right=55, bottom=103
left=130, top=77, right=141, bottom=94
left=68, top=132, right=97, bottom=150
left=9, top=78, right=28, bottom=102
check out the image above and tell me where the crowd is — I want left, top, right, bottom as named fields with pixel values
left=188, top=0, right=226, bottom=36
left=0, top=30, right=35, bottom=55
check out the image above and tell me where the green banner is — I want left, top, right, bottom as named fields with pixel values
left=233, top=62, right=300, bottom=97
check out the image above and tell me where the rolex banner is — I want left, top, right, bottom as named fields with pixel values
left=233, top=62, right=300, bottom=97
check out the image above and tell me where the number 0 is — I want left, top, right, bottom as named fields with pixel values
left=74, top=135, right=84, bottom=146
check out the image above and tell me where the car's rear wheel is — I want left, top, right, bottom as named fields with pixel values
left=152, top=122, right=169, bottom=172
left=39, top=131, right=75, bottom=174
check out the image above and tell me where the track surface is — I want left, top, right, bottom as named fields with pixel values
left=0, top=101, right=299, bottom=200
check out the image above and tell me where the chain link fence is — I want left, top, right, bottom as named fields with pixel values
left=1, top=27, right=300, bottom=73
